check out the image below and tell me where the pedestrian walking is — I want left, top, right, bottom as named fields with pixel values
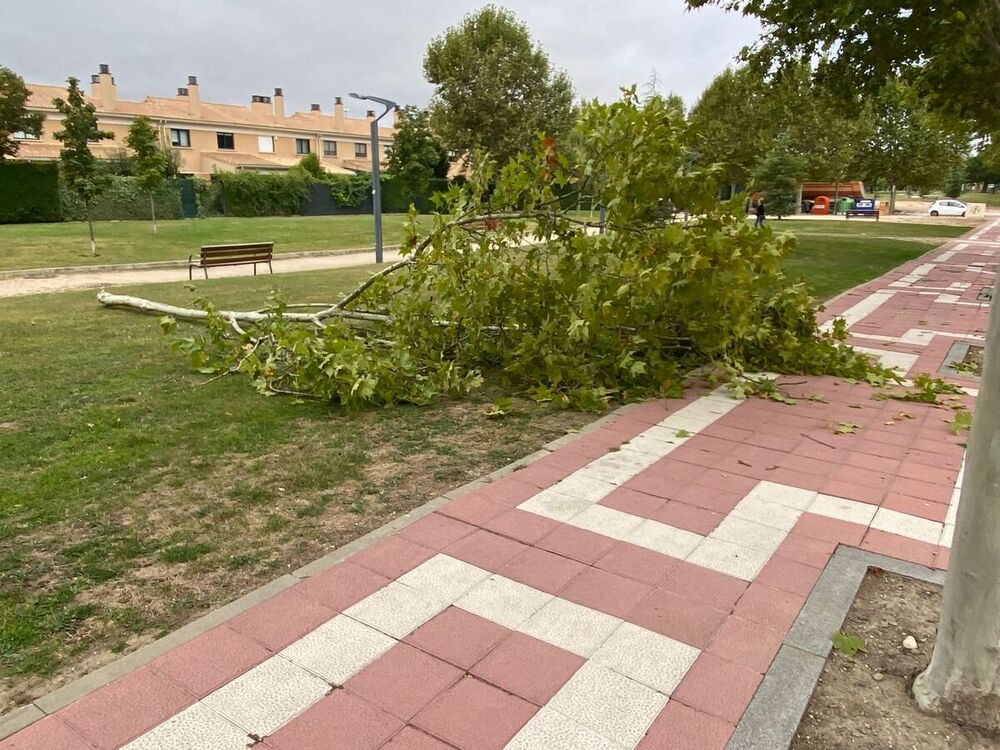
left=755, top=200, right=766, bottom=228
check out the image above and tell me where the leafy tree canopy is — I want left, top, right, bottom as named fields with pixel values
left=753, top=135, right=807, bottom=216
left=686, top=0, right=1000, bottom=132
left=387, top=105, right=449, bottom=199
left=124, top=116, right=168, bottom=193
left=0, top=67, right=44, bottom=160
left=53, top=77, right=114, bottom=205
left=424, top=5, right=576, bottom=168
left=155, top=92, right=890, bottom=411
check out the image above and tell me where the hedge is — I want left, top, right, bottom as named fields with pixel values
left=214, top=172, right=309, bottom=217
left=60, top=177, right=183, bottom=221
left=380, top=176, right=449, bottom=213
left=0, top=161, right=61, bottom=224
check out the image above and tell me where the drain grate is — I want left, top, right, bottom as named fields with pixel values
left=977, top=287, right=993, bottom=302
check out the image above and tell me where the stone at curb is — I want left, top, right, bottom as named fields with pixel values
left=0, top=705, right=45, bottom=740
left=443, top=479, right=489, bottom=500
left=31, top=574, right=299, bottom=717
left=0, top=245, right=401, bottom=280
left=726, top=645, right=826, bottom=750
left=785, top=550, right=867, bottom=658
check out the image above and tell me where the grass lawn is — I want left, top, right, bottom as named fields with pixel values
left=775, top=219, right=970, bottom=240
left=959, top=191, right=1000, bottom=207
left=0, top=225, right=957, bottom=710
left=0, top=214, right=419, bottom=272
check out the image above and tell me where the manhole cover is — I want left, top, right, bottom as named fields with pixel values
left=978, top=287, right=993, bottom=302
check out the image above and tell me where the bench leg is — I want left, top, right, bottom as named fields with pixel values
left=204, top=267, right=209, bottom=280
left=189, top=265, right=193, bottom=281
left=268, top=261, right=273, bottom=275
left=253, top=263, right=257, bottom=276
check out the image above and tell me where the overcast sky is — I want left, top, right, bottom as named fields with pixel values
left=2, top=1, right=759, bottom=119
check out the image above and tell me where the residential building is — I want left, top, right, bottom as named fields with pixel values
left=14, top=65, right=394, bottom=177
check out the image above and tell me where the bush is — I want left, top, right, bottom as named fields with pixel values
left=0, top=161, right=61, bottom=223
left=325, top=174, right=371, bottom=208
left=60, top=177, right=182, bottom=221
left=192, top=178, right=223, bottom=218
left=381, top=175, right=449, bottom=212
left=214, top=172, right=309, bottom=217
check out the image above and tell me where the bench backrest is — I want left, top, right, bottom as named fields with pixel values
left=200, top=243, right=273, bottom=266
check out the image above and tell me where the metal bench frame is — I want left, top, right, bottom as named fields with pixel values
left=189, top=242, right=274, bottom=280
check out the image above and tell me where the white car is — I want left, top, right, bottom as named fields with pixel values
left=929, top=199, right=967, bottom=217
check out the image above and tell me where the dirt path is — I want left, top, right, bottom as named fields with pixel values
left=0, top=249, right=401, bottom=298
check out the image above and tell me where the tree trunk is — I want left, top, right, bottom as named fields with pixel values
left=86, top=207, right=97, bottom=257
left=912, top=269, right=1000, bottom=732
left=150, top=193, right=158, bottom=234
left=889, top=182, right=897, bottom=214
left=833, top=181, right=841, bottom=214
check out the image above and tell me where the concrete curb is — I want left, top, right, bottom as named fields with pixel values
left=0, top=245, right=400, bottom=280
left=726, top=546, right=947, bottom=750
left=0, top=402, right=634, bottom=740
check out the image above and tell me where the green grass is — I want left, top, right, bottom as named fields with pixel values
left=0, top=214, right=417, bottom=272
left=959, top=191, right=1000, bottom=208
left=774, top=219, right=970, bottom=239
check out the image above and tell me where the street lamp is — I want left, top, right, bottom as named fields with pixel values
left=349, top=92, right=397, bottom=264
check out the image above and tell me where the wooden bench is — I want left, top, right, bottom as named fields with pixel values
left=845, top=210, right=880, bottom=221
left=189, top=242, right=274, bottom=279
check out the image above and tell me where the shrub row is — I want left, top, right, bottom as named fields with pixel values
left=60, top=177, right=183, bottom=221
left=0, top=162, right=61, bottom=223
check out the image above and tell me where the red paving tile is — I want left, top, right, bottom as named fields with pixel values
left=560, top=566, right=652, bottom=618
left=733, top=583, right=806, bottom=633
left=860, top=529, right=939, bottom=568
left=474, top=477, right=544, bottom=506
left=658, top=561, right=747, bottom=611
left=651, top=500, right=724, bottom=535
left=295, top=562, right=390, bottom=611
left=600, top=486, right=666, bottom=517
left=150, top=625, right=270, bottom=698
left=935, top=547, right=951, bottom=570
left=707, top=615, right=785, bottom=674
left=595, top=541, right=679, bottom=585
left=637, top=700, right=734, bottom=750
left=536, top=524, right=616, bottom=564
left=471, top=632, right=584, bottom=705
left=672, top=652, right=763, bottom=724
left=264, top=690, right=403, bottom=750
left=348, top=537, right=437, bottom=580
left=412, top=676, right=536, bottom=750
left=628, top=588, right=728, bottom=649
left=754, top=555, right=823, bottom=598
left=774, top=532, right=837, bottom=570
left=437, top=493, right=509, bottom=526
left=59, top=668, right=195, bottom=750
left=499, top=546, right=585, bottom=593
left=229, top=587, right=336, bottom=651
left=381, top=727, right=457, bottom=749
left=405, top=607, right=509, bottom=670
left=444, top=529, right=527, bottom=571
left=881, top=493, right=949, bottom=522
left=508, top=461, right=571, bottom=489
left=792, top=513, right=867, bottom=547
left=345, top=643, right=463, bottom=721
left=398, top=514, right=477, bottom=550
left=0, top=716, right=93, bottom=750
left=482, top=508, right=559, bottom=544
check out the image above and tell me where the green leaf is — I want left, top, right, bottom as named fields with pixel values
left=835, top=422, right=859, bottom=434
left=947, top=409, right=972, bottom=434
left=674, top=428, right=692, bottom=438
left=832, top=630, right=868, bottom=658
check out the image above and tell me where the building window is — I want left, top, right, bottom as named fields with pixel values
left=258, top=135, right=275, bottom=153
left=355, top=142, right=368, bottom=157
left=296, top=138, right=311, bottom=155
left=323, top=140, right=337, bottom=156
left=170, top=129, right=191, bottom=148
left=13, top=131, right=40, bottom=140
left=216, top=132, right=235, bottom=150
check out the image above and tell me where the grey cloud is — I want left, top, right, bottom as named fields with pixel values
left=1, top=1, right=759, bottom=116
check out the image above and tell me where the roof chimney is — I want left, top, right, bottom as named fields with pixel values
left=96, top=64, right=116, bottom=110
left=250, top=94, right=272, bottom=117
left=90, top=74, right=101, bottom=99
left=177, top=87, right=188, bottom=96
left=273, top=87, right=285, bottom=121
left=186, top=75, right=201, bottom=117
left=366, top=109, right=376, bottom=120
left=334, top=96, right=345, bottom=129
left=310, top=103, right=321, bottom=112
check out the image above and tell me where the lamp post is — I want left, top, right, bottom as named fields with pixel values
left=349, top=92, right=397, bottom=264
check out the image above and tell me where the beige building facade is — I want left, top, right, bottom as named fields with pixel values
left=15, top=65, right=394, bottom=178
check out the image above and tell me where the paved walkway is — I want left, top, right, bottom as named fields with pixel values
left=0, top=249, right=400, bottom=298
left=2, top=220, right=996, bottom=749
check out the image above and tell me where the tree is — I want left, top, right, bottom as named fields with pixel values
left=692, top=0, right=1000, bottom=730
left=752, top=136, right=807, bottom=217
left=0, top=67, right=44, bottom=160
left=124, top=116, right=168, bottom=233
left=424, top=5, right=575, bottom=168
left=386, top=105, right=449, bottom=202
left=54, top=78, right=113, bottom=256
left=291, top=152, right=325, bottom=179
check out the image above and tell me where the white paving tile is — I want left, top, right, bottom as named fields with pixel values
left=123, top=703, right=249, bottom=750
left=397, top=554, right=491, bottom=602
left=519, top=598, right=623, bottom=657
left=661, top=414, right=715, bottom=433
left=871, top=507, right=943, bottom=545
left=939, top=524, right=955, bottom=548
left=618, top=438, right=675, bottom=457
left=592, top=622, right=700, bottom=694
left=808, top=494, right=878, bottom=527
left=519, top=489, right=593, bottom=522
left=505, top=707, right=621, bottom=750
left=570, top=504, right=645, bottom=541
left=686, top=537, right=771, bottom=582
left=624, top=518, right=703, bottom=559
left=550, top=473, right=619, bottom=503
left=579, top=453, right=655, bottom=485
left=729, top=496, right=802, bottom=531
left=641, top=424, right=692, bottom=444
left=280, top=614, right=396, bottom=684
left=202, top=656, right=330, bottom=737
left=344, top=581, right=449, bottom=638
left=744, top=481, right=817, bottom=510
left=709, top=516, right=786, bottom=555
left=454, top=574, right=554, bottom=629
left=546, top=661, right=668, bottom=748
